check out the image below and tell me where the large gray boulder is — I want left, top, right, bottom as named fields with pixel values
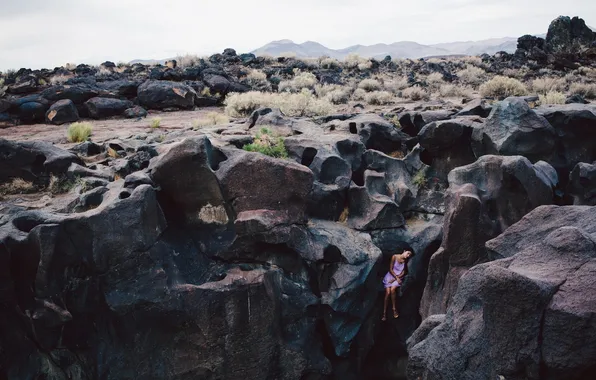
left=409, top=205, right=596, bottom=380
left=420, top=155, right=555, bottom=318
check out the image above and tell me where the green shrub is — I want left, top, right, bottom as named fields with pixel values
left=412, top=169, right=427, bottom=187
left=67, top=122, right=92, bottom=143
left=150, top=117, right=161, bottom=128
left=479, top=76, right=528, bottom=98
left=243, top=128, right=288, bottom=158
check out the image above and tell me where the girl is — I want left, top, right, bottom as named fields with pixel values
left=382, top=250, right=413, bottom=321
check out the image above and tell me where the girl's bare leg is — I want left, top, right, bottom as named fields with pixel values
left=382, top=288, right=391, bottom=321
left=390, top=287, right=399, bottom=318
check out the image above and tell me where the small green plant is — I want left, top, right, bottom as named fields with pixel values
left=192, top=112, right=230, bottom=129
left=150, top=117, right=161, bottom=129
left=412, top=169, right=427, bottom=188
left=243, top=127, right=288, bottom=159
left=67, top=122, right=93, bottom=143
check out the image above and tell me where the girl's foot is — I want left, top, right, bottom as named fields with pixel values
left=381, top=314, right=387, bottom=321
left=393, top=309, right=399, bottom=319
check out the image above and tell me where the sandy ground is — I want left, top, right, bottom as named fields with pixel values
left=0, top=107, right=225, bottom=147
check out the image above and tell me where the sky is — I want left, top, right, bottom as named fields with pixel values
left=0, top=0, right=594, bottom=71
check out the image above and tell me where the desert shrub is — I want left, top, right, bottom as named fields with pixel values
left=67, top=122, right=92, bottom=143
left=278, top=70, right=318, bottom=92
left=177, top=54, right=202, bottom=68
left=479, top=76, right=528, bottom=98
left=150, top=117, right=161, bottom=128
left=320, top=57, right=340, bottom=69
left=64, top=63, right=77, bottom=71
left=224, top=90, right=334, bottom=118
left=0, top=178, right=36, bottom=196
left=459, top=56, right=483, bottom=66
left=426, top=72, right=445, bottom=89
left=351, top=88, right=367, bottom=101
left=402, top=86, right=429, bottom=101
left=316, top=84, right=352, bottom=104
left=385, top=77, right=409, bottom=93
left=569, top=83, right=596, bottom=99
left=439, top=84, right=473, bottom=98
left=531, top=77, right=566, bottom=94
left=539, top=91, right=567, bottom=105
left=0, top=78, right=5, bottom=97
left=364, top=91, right=395, bottom=105
left=456, top=65, right=487, bottom=86
left=502, top=67, right=531, bottom=80
left=244, top=69, right=271, bottom=91
left=358, top=79, right=382, bottom=92
left=577, top=66, right=596, bottom=79
left=243, top=127, right=288, bottom=158
left=343, top=54, right=373, bottom=71
left=193, top=112, right=229, bottom=128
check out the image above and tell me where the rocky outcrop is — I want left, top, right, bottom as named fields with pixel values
left=419, top=155, right=556, bottom=318
left=409, top=205, right=596, bottom=380
left=45, top=99, right=79, bottom=125
left=137, top=80, right=197, bottom=110
left=568, top=162, right=596, bottom=205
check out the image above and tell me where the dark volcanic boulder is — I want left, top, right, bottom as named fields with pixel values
left=455, top=98, right=492, bottom=118
left=7, top=77, right=37, bottom=95
left=535, top=104, right=596, bottom=179
left=124, top=105, right=148, bottom=118
left=216, top=150, right=314, bottom=225
left=410, top=205, right=596, bottom=380
left=546, top=16, right=596, bottom=55
left=568, top=162, right=596, bottom=205
left=98, top=80, right=140, bottom=98
left=137, top=80, right=196, bottom=110
left=41, top=84, right=99, bottom=104
left=45, top=99, right=79, bottom=125
left=419, top=155, right=555, bottom=318
left=85, top=97, right=133, bottom=119
left=149, top=137, right=232, bottom=230
left=472, top=97, right=556, bottom=162
left=203, top=73, right=231, bottom=94
left=339, top=114, right=410, bottom=155
left=398, top=110, right=454, bottom=136
left=0, top=139, right=83, bottom=183
left=18, top=101, right=48, bottom=124
left=417, top=117, right=482, bottom=181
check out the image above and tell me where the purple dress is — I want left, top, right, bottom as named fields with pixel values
left=383, top=259, right=405, bottom=288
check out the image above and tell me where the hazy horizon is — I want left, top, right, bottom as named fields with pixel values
left=0, top=0, right=594, bottom=71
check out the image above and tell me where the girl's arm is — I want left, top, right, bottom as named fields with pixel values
left=389, top=256, right=400, bottom=282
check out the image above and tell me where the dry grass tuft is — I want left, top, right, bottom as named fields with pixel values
left=279, top=70, right=318, bottom=92
left=0, top=178, right=36, bottom=196
left=479, top=76, right=528, bottom=98
left=456, top=65, right=487, bottom=87
left=358, top=79, right=382, bottom=92
left=224, top=90, right=334, bottom=118
left=150, top=117, right=162, bottom=129
left=67, top=122, right=92, bottom=143
left=402, top=86, right=429, bottom=101
left=193, top=112, right=230, bottom=129
left=364, top=91, right=395, bottom=105
left=539, top=91, right=567, bottom=105
left=531, top=77, right=566, bottom=94
left=439, top=84, right=473, bottom=98
left=569, top=83, right=596, bottom=99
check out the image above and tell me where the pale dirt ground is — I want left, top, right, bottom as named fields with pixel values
left=0, top=98, right=461, bottom=148
left=0, top=107, right=225, bottom=148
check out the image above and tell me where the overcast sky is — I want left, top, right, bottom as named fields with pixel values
left=0, top=0, right=594, bottom=71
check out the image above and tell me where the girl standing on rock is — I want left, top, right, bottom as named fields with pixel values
left=382, top=250, right=413, bottom=321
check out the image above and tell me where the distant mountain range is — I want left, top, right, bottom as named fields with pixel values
left=131, top=26, right=596, bottom=64
left=250, top=37, right=522, bottom=60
